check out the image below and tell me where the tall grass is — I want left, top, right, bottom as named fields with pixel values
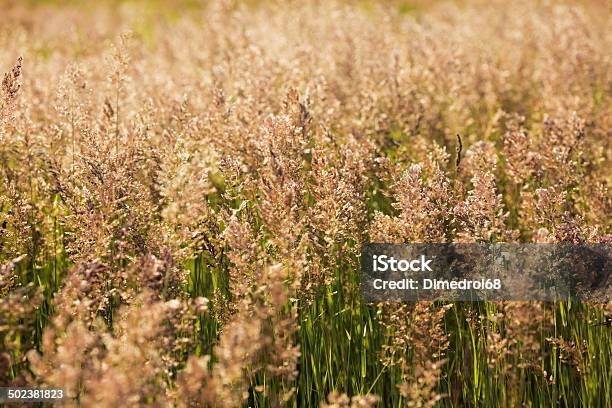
left=1, top=0, right=610, bottom=406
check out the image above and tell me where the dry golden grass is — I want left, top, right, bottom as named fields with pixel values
left=0, top=0, right=610, bottom=406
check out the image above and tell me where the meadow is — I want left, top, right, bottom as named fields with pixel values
left=0, top=0, right=610, bottom=406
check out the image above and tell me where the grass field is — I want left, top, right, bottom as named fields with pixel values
left=1, top=0, right=610, bottom=406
